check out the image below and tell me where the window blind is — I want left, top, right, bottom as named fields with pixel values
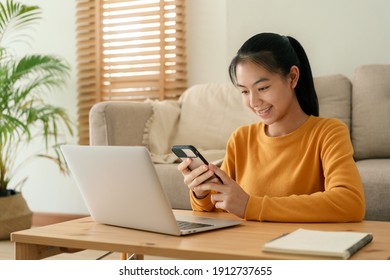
left=75, top=0, right=187, bottom=145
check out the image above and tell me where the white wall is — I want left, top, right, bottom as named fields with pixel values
left=13, top=0, right=87, bottom=214
left=14, top=0, right=390, bottom=214
left=223, top=0, right=390, bottom=79
left=186, top=0, right=228, bottom=84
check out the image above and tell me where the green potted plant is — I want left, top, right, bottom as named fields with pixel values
left=0, top=0, right=73, bottom=239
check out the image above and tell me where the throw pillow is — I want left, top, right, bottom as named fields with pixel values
left=142, top=99, right=180, bottom=162
left=172, top=83, right=258, bottom=150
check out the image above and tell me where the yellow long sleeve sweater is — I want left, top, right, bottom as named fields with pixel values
left=190, top=116, right=365, bottom=222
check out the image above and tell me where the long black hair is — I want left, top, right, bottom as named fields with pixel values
left=229, top=33, right=319, bottom=116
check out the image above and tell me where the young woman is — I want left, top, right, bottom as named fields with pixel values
left=178, top=33, right=365, bottom=222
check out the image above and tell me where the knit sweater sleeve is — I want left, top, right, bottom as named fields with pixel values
left=189, top=190, right=216, bottom=211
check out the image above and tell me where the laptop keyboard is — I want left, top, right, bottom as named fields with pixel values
left=177, top=220, right=212, bottom=230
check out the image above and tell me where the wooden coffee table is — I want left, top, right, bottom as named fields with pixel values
left=11, top=210, right=390, bottom=260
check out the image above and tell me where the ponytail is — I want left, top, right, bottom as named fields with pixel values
left=286, top=36, right=319, bottom=116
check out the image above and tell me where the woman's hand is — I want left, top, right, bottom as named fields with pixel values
left=193, top=164, right=250, bottom=218
left=177, top=158, right=218, bottom=199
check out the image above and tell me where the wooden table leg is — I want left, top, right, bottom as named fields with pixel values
left=15, top=243, right=56, bottom=260
left=14, top=242, right=82, bottom=260
left=121, top=252, right=144, bottom=260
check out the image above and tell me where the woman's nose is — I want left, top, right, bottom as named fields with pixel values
left=249, top=91, right=262, bottom=107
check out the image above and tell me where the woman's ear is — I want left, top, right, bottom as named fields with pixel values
left=289, top=66, right=300, bottom=89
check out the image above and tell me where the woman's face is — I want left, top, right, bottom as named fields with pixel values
left=235, top=60, right=303, bottom=136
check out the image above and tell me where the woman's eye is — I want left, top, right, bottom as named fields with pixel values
left=258, top=86, right=269, bottom=92
left=241, top=90, right=249, bottom=95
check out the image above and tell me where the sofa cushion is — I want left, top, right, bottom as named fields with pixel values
left=172, top=83, right=258, bottom=150
left=352, top=65, right=390, bottom=160
left=154, top=163, right=191, bottom=210
left=356, top=159, right=390, bottom=221
left=142, top=99, right=181, bottom=163
left=314, top=74, right=352, bottom=130
left=89, top=101, right=153, bottom=146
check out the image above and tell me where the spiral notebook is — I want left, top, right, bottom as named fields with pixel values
left=262, top=228, right=373, bottom=259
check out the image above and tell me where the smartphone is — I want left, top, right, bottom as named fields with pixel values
left=171, top=145, right=223, bottom=183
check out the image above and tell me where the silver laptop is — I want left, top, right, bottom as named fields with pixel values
left=60, top=145, right=242, bottom=236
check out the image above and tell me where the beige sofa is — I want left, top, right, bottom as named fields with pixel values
left=89, top=64, right=390, bottom=221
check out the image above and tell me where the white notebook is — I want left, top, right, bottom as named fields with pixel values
left=263, top=228, right=373, bottom=259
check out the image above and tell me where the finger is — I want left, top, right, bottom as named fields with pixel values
left=211, top=193, right=226, bottom=210
left=177, top=158, right=191, bottom=173
left=205, top=177, right=220, bottom=184
left=196, top=182, right=225, bottom=193
left=187, top=168, right=214, bottom=188
left=210, top=193, right=221, bottom=204
left=209, top=164, right=230, bottom=183
left=214, top=201, right=226, bottom=211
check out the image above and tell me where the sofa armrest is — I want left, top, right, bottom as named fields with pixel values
left=89, top=101, right=153, bottom=146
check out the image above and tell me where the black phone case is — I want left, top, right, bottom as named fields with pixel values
left=171, top=145, right=223, bottom=183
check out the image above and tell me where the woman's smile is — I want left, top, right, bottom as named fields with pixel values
left=254, top=105, right=272, bottom=117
